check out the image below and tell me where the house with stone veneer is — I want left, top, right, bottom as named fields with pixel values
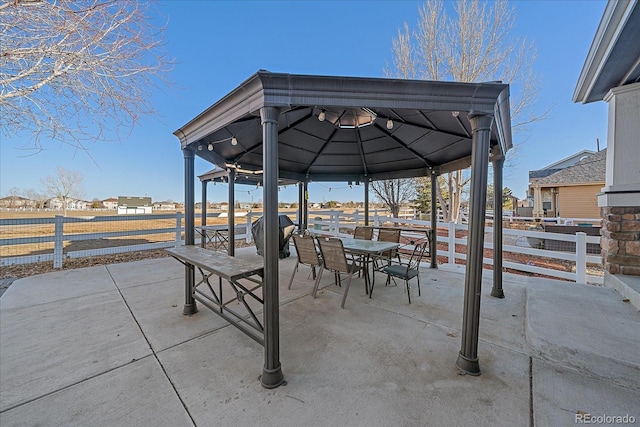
left=574, top=0, right=640, bottom=291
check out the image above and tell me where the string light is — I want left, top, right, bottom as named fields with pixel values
left=208, top=143, right=214, bottom=151
left=386, top=118, right=394, bottom=130
left=231, top=136, right=238, bottom=146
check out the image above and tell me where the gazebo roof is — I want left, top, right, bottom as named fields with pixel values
left=175, top=71, right=512, bottom=182
left=198, top=167, right=298, bottom=187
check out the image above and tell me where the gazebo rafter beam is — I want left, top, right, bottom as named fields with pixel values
left=304, top=127, right=339, bottom=177
left=372, top=122, right=434, bottom=168
left=355, top=127, right=368, bottom=177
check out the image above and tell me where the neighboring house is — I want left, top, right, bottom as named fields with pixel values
left=102, top=197, right=118, bottom=210
left=68, top=199, right=88, bottom=210
left=0, top=195, right=31, bottom=208
left=153, top=201, right=177, bottom=210
left=529, top=150, right=606, bottom=218
left=43, top=197, right=88, bottom=210
left=117, top=196, right=153, bottom=214
left=44, top=197, right=64, bottom=210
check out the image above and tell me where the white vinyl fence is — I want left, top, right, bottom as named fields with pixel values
left=1, top=211, right=602, bottom=284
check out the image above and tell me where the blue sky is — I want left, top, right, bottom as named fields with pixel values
left=0, top=0, right=608, bottom=204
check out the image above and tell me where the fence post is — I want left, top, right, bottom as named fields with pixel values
left=176, top=212, right=183, bottom=246
left=448, top=221, right=456, bottom=265
left=373, top=210, right=380, bottom=227
left=53, top=215, right=64, bottom=268
left=246, top=213, right=253, bottom=243
left=576, top=232, right=587, bottom=284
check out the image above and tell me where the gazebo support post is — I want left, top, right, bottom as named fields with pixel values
left=430, top=169, right=438, bottom=269
left=364, top=178, right=369, bottom=226
left=260, top=106, right=285, bottom=389
left=182, top=147, right=197, bottom=315
left=303, top=181, right=308, bottom=230
left=200, top=180, right=207, bottom=248
left=491, top=157, right=505, bottom=298
left=456, top=112, right=493, bottom=376
left=228, top=168, right=236, bottom=256
left=298, top=182, right=306, bottom=231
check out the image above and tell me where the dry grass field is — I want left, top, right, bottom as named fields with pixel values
left=0, top=209, right=229, bottom=258
left=0, top=210, right=250, bottom=280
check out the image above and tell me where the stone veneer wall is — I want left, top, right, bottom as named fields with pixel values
left=600, top=206, right=640, bottom=276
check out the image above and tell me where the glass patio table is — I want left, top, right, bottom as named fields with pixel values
left=337, top=238, right=400, bottom=297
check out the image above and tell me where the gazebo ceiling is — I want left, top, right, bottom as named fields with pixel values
left=174, top=71, right=512, bottom=182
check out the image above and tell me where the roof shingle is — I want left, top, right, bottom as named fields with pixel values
left=536, top=149, right=606, bottom=185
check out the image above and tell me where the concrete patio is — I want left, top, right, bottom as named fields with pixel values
left=1, top=246, right=638, bottom=426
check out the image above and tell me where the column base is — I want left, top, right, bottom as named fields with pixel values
left=456, top=352, right=481, bottom=376
left=491, top=287, right=505, bottom=298
left=182, top=303, right=198, bottom=315
left=260, top=365, right=285, bottom=389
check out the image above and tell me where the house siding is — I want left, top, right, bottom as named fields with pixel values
left=558, top=185, right=602, bottom=218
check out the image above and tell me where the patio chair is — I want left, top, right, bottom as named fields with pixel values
left=312, top=237, right=363, bottom=309
left=373, top=228, right=401, bottom=273
left=353, top=226, right=373, bottom=240
left=351, top=226, right=373, bottom=277
left=382, top=240, right=429, bottom=304
left=288, top=234, right=322, bottom=290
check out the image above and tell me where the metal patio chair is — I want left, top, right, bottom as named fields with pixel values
left=353, top=226, right=373, bottom=240
left=312, top=237, right=363, bottom=309
left=382, top=240, right=429, bottom=304
left=352, top=226, right=373, bottom=277
left=288, top=233, right=323, bottom=290
left=373, top=228, right=402, bottom=273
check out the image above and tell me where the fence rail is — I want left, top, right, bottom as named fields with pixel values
left=1, top=211, right=603, bottom=284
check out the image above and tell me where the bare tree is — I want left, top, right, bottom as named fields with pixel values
left=370, top=178, right=418, bottom=218
left=6, top=187, right=20, bottom=208
left=0, top=0, right=172, bottom=150
left=386, top=0, right=543, bottom=222
left=41, top=166, right=85, bottom=215
left=24, top=188, right=48, bottom=209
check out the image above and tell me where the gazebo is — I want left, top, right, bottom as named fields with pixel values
left=174, top=71, right=512, bottom=388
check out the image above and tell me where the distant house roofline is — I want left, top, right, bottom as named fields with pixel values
left=534, top=149, right=606, bottom=186
left=539, top=149, right=596, bottom=170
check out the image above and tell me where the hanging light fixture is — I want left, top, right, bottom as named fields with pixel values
left=386, top=118, right=394, bottom=130
left=208, top=143, right=214, bottom=151
left=197, top=144, right=203, bottom=151
left=318, top=109, right=326, bottom=122
left=231, top=136, right=238, bottom=146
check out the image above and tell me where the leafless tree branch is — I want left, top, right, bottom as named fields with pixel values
left=0, top=0, right=173, bottom=150
left=387, top=0, right=545, bottom=222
